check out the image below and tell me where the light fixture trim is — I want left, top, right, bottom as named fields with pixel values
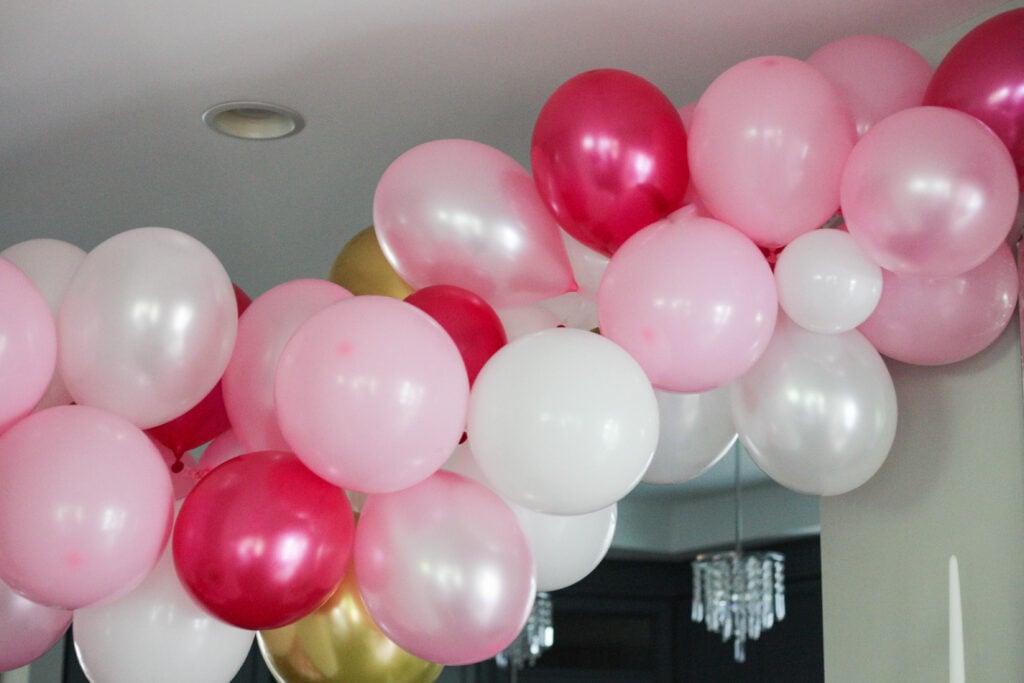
left=202, top=101, right=305, bottom=140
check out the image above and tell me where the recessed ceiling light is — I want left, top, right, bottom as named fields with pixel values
left=202, top=101, right=305, bottom=140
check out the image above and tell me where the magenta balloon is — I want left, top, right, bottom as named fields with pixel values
left=841, top=106, right=1018, bottom=276
left=222, top=279, right=351, bottom=452
left=275, top=296, right=469, bottom=493
left=355, top=471, right=535, bottom=665
left=808, top=35, right=932, bottom=136
left=173, top=451, right=355, bottom=630
left=373, top=139, right=576, bottom=308
left=58, top=228, right=238, bottom=428
left=0, top=405, right=173, bottom=609
left=924, top=8, right=1024, bottom=187
left=0, top=578, right=71, bottom=671
left=858, top=244, right=1018, bottom=366
left=530, top=69, right=690, bottom=256
left=597, top=215, right=777, bottom=392
left=688, top=56, right=856, bottom=248
left=0, top=258, right=56, bottom=435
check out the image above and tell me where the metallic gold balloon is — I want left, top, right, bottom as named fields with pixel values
left=328, top=227, right=414, bottom=299
left=258, top=565, right=443, bottom=683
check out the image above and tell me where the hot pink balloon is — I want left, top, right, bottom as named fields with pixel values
left=0, top=258, right=56, bottom=435
left=597, top=215, right=777, bottom=392
left=841, top=106, right=1018, bottom=276
left=688, top=56, right=856, bottom=248
left=374, top=139, right=576, bottom=308
left=355, top=471, right=535, bottom=665
left=58, top=228, right=238, bottom=428
left=858, top=243, right=1018, bottom=366
left=222, top=279, right=351, bottom=452
left=0, top=405, right=173, bottom=609
left=0, top=577, right=71, bottom=671
left=530, top=69, right=690, bottom=256
left=275, top=296, right=469, bottom=493
left=808, top=35, right=932, bottom=136
left=925, top=8, right=1024, bottom=187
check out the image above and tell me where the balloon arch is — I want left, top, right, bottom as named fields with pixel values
left=3, top=9, right=1024, bottom=682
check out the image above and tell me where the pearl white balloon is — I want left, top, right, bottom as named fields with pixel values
left=643, top=385, right=737, bottom=485
left=58, top=228, right=237, bottom=428
left=467, top=328, right=659, bottom=515
left=731, top=315, right=898, bottom=496
left=496, top=304, right=563, bottom=341
left=73, top=512, right=254, bottom=683
left=774, top=228, right=882, bottom=334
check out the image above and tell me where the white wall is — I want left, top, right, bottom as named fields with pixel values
left=821, top=321, right=1024, bottom=681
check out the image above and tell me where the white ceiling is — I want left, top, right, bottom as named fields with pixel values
left=0, top=1, right=1016, bottom=500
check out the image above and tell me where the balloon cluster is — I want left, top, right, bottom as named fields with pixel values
left=2, top=9, right=1024, bottom=682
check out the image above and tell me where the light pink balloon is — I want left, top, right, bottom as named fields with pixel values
left=688, top=56, right=856, bottom=248
left=1, top=239, right=85, bottom=410
left=858, top=243, right=1018, bottom=365
left=276, top=296, right=469, bottom=493
left=195, top=428, right=247, bottom=477
left=0, top=259, right=56, bottom=435
left=597, top=215, right=778, bottom=392
left=58, top=228, right=238, bottom=428
left=355, top=471, right=535, bottom=665
left=0, top=577, right=71, bottom=671
left=373, top=139, right=577, bottom=308
left=222, top=279, right=351, bottom=452
left=0, top=405, right=173, bottom=609
left=808, top=35, right=932, bottom=136
left=841, top=106, right=1018, bottom=276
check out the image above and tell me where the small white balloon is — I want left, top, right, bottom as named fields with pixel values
left=74, top=513, right=255, bottom=683
left=643, top=385, right=737, bottom=485
left=496, top=304, right=563, bottom=341
left=774, top=228, right=882, bottom=334
left=731, top=315, right=898, bottom=496
left=468, top=328, right=659, bottom=515
left=561, top=230, right=609, bottom=297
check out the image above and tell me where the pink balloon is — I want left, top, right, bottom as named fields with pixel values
left=222, top=279, right=351, bottom=452
left=530, top=69, right=690, bottom=256
left=0, top=577, right=71, bottom=671
left=0, top=258, right=56, bottom=435
left=152, top=438, right=201, bottom=501
left=597, top=215, right=778, bottom=392
left=1, top=239, right=85, bottom=411
left=275, top=296, right=469, bottom=493
left=355, top=471, right=535, bottom=665
left=0, top=405, right=173, bottom=609
left=195, top=428, right=247, bottom=478
left=58, top=228, right=238, bottom=428
left=925, top=8, right=1024, bottom=187
left=841, top=106, right=1018, bottom=276
left=688, top=56, right=856, bottom=248
left=858, top=243, right=1018, bottom=366
left=808, top=35, right=932, bottom=136
left=373, top=139, right=577, bottom=308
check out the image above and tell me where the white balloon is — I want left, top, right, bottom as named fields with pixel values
left=536, top=291, right=600, bottom=331
left=774, top=228, right=882, bottom=334
left=444, top=441, right=617, bottom=591
left=561, top=230, right=609, bottom=297
left=73, top=516, right=254, bottom=683
left=1, top=238, right=86, bottom=409
left=58, top=228, right=237, bottom=428
left=731, top=315, right=898, bottom=496
left=496, top=304, right=563, bottom=341
left=643, top=386, right=737, bottom=485
left=511, top=502, right=616, bottom=592
left=467, top=328, right=659, bottom=515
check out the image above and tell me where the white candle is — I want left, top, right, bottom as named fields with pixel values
left=949, top=554, right=964, bottom=683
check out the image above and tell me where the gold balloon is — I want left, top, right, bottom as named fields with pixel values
left=258, top=565, right=443, bottom=683
left=328, top=227, right=414, bottom=299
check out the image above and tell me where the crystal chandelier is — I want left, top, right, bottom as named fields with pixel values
left=496, top=591, right=554, bottom=670
left=690, top=442, right=786, bottom=663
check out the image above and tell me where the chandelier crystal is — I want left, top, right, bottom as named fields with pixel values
left=496, top=591, right=554, bottom=669
left=690, top=442, right=786, bottom=663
